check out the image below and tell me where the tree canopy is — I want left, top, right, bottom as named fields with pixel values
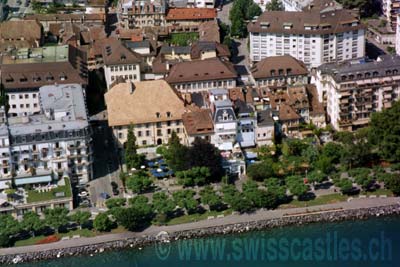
left=125, top=125, right=145, bottom=170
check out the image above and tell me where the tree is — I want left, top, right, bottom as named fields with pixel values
left=44, top=208, right=69, bottom=233
left=264, top=178, right=287, bottom=202
left=313, top=155, right=334, bottom=175
left=164, top=131, right=189, bottom=172
left=126, top=171, right=153, bottom=193
left=385, top=174, right=400, bottom=196
left=285, top=176, right=308, bottom=198
left=176, top=166, right=211, bottom=187
left=221, top=184, right=239, bottom=205
left=93, top=213, right=113, bottom=232
left=186, top=138, right=223, bottom=181
left=112, top=206, right=152, bottom=231
left=200, top=186, right=224, bottom=211
left=242, top=180, right=277, bottom=209
left=335, top=178, right=353, bottom=195
left=230, top=193, right=253, bottom=213
left=266, top=0, right=284, bottom=11
left=369, top=101, right=400, bottom=162
left=247, top=158, right=277, bottom=181
left=307, top=170, right=327, bottom=185
left=246, top=3, right=262, bottom=19
left=125, top=124, right=145, bottom=171
left=152, top=192, right=176, bottom=220
left=21, top=211, right=42, bottom=237
left=0, top=214, right=20, bottom=247
left=70, top=211, right=91, bottom=230
left=129, top=195, right=153, bottom=217
left=172, top=190, right=198, bottom=214
left=336, top=0, right=379, bottom=17
left=321, top=142, right=344, bottom=164
left=105, top=198, right=127, bottom=209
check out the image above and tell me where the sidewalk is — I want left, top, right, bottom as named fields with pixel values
left=0, top=197, right=398, bottom=256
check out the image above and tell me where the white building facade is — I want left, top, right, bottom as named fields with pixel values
left=248, top=9, right=366, bottom=68
left=397, top=14, right=400, bottom=56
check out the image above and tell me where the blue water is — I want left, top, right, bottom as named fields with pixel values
left=18, top=216, right=400, bottom=267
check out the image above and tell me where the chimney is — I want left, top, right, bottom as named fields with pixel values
left=128, top=81, right=135, bottom=94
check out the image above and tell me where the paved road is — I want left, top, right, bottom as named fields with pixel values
left=1, top=197, right=398, bottom=256
left=217, top=1, right=232, bottom=26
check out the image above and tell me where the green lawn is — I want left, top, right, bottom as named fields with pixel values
left=280, top=194, right=348, bottom=209
left=164, top=209, right=232, bottom=226
left=167, top=32, right=199, bottom=46
left=14, top=229, right=95, bottom=247
left=362, top=188, right=393, bottom=196
left=27, top=178, right=72, bottom=203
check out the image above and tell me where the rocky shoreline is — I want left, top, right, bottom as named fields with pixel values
left=1, top=204, right=400, bottom=265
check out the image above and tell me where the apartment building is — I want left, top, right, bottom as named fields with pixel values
left=7, top=84, right=93, bottom=186
left=381, top=0, right=400, bottom=31
left=250, top=55, right=308, bottom=87
left=312, top=55, right=400, bottom=131
left=105, top=80, right=187, bottom=147
left=0, top=45, right=87, bottom=117
left=397, top=14, right=400, bottom=56
left=165, top=58, right=237, bottom=93
left=248, top=8, right=366, bottom=68
left=102, top=38, right=142, bottom=89
left=118, top=0, right=167, bottom=29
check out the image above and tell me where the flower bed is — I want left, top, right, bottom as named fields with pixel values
left=35, top=235, right=60, bottom=245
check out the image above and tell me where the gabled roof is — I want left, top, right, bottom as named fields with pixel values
left=0, top=20, right=42, bottom=41
left=166, top=8, right=216, bottom=21
left=105, top=80, right=186, bottom=126
left=190, top=41, right=230, bottom=59
left=102, top=38, right=142, bottom=65
left=251, top=55, right=308, bottom=79
left=182, top=108, right=214, bottom=135
left=166, top=58, right=237, bottom=83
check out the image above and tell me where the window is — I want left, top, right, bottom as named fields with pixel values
left=32, top=94, right=37, bottom=99
left=137, top=131, right=142, bottom=137
left=156, top=112, right=160, bottom=118
left=25, top=94, right=29, bottom=99
left=118, top=132, right=123, bottom=139
left=166, top=112, right=171, bottom=118
left=157, top=129, right=162, bottom=136
left=142, top=140, right=147, bottom=146
left=146, top=130, right=150, bottom=136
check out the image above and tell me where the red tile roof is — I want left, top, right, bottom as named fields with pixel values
left=166, top=8, right=216, bottom=21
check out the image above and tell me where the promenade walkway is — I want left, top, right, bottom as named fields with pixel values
left=0, top=197, right=398, bottom=256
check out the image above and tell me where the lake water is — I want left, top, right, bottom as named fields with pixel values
left=17, top=216, right=400, bottom=267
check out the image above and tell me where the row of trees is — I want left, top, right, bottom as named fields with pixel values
left=229, top=0, right=262, bottom=37
left=0, top=209, right=91, bottom=247
left=97, top=179, right=284, bottom=230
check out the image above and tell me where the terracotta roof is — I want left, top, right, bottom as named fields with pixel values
left=0, top=20, right=42, bottom=41
left=251, top=56, right=308, bottom=79
left=306, top=84, right=325, bottom=116
left=278, top=103, right=301, bottom=121
left=190, top=41, right=230, bottom=59
left=198, top=20, right=220, bottom=42
left=166, top=58, right=237, bottom=84
left=24, top=13, right=105, bottom=22
left=182, top=108, right=214, bottom=135
left=102, top=38, right=142, bottom=65
left=248, top=9, right=365, bottom=35
left=166, top=8, right=216, bottom=21
left=105, top=80, right=186, bottom=126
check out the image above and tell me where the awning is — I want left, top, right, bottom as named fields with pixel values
left=219, top=142, right=233, bottom=151
left=240, top=141, right=256, bottom=148
left=0, top=180, right=10, bottom=190
left=15, top=175, right=52, bottom=186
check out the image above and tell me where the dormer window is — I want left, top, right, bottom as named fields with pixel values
left=60, top=73, right=67, bottom=81
left=5, top=76, right=13, bottom=83
left=20, top=76, right=28, bottom=82
left=166, top=112, right=171, bottom=118
left=156, top=112, right=160, bottom=118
